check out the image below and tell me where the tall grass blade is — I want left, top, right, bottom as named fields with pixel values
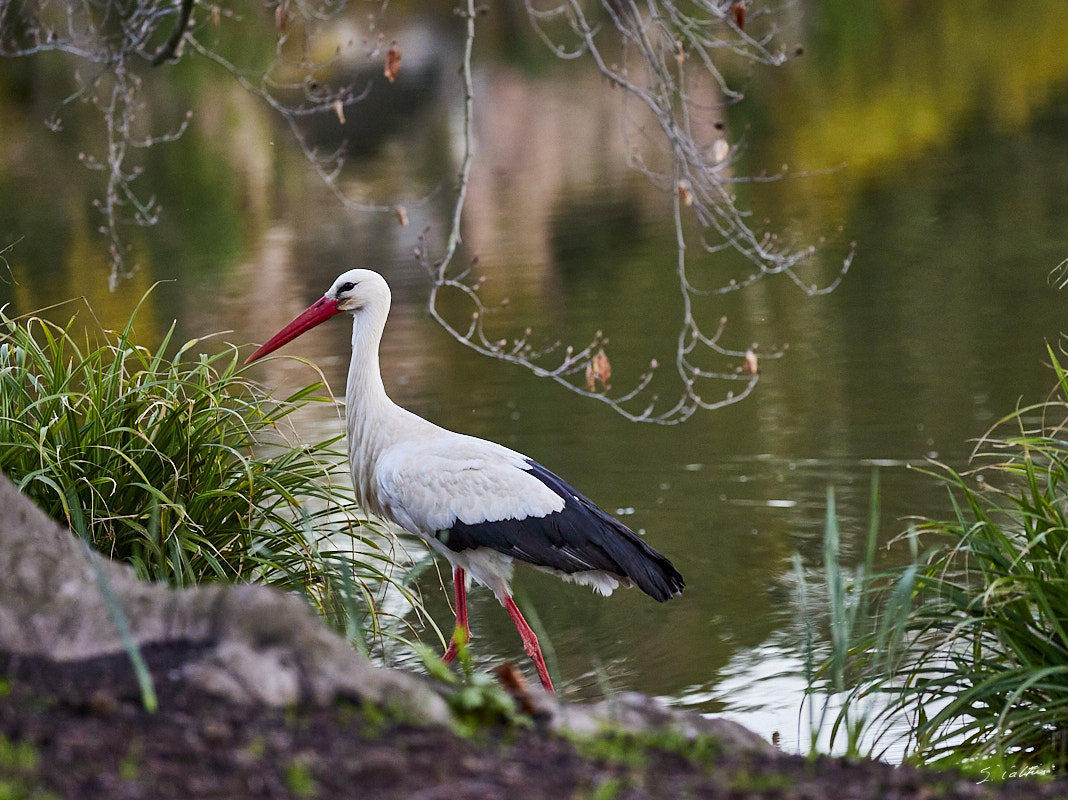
left=68, top=486, right=158, bottom=713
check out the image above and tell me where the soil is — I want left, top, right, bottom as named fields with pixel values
left=1, top=646, right=1065, bottom=800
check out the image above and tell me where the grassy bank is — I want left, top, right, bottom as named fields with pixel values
left=0, top=294, right=424, bottom=652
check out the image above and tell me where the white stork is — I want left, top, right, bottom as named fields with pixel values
left=245, top=269, right=685, bottom=692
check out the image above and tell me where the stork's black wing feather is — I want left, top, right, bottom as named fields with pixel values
left=437, top=460, right=685, bottom=602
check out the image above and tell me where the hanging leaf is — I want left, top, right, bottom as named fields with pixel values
left=731, top=1, right=746, bottom=30
left=586, top=349, right=612, bottom=392
left=677, top=180, right=694, bottom=207
left=385, top=47, right=402, bottom=83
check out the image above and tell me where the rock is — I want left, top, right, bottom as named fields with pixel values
left=540, top=690, right=775, bottom=752
left=0, top=473, right=450, bottom=724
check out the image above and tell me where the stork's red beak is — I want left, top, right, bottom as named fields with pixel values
left=245, top=295, right=343, bottom=364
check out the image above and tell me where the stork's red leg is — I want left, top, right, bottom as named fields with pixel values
left=442, top=567, right=470, bottom=664
left=504, top=596, right=555, bottom=693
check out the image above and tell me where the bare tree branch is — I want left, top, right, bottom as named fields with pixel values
left=0, top=0, right=851, bottom=423
left=418, top=0, right=853, bottom=423
left=150, top=0, right=194, bottom=65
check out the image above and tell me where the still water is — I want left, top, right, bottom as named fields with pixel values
left=2, top=2, right=1068, bottom=754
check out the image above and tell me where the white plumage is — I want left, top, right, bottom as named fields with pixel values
left=246, top=269, right=684, bottom=692
left=376, top=437, right=566, bottom=532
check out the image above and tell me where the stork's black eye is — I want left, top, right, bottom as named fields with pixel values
left=337, top=281, right=356, bottom=294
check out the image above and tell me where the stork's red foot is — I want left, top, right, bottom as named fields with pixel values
left=505, top=596, right=554, bottom=693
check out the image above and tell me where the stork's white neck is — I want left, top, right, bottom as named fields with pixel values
left=343, top=298, right=425, bottom=517
left=345, top=303, right=390, bottom=411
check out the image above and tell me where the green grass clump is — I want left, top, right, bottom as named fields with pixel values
left=0, top=296, right=415, bottom=647
left=892, top=344, right=1068, bottom=768
left=802, top=344, right=1068, bottom=770
left=0, top=733, right=58, bottom=800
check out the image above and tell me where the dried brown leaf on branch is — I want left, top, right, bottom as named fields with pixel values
left=677, top=180, right=694, bottom=207
left=385, top=47, right=402, bottom=83
left=586, top=349, right=612, bottom=392
left=731, top=1, right=746, bottom=30
left=743, top=348, right=758, bottom=374
left=394, top=205, right=409, bottom=226
left=332, top=98, right=345, bottom=125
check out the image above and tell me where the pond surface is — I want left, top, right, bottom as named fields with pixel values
left=2, top=1, right=1068, bottom=755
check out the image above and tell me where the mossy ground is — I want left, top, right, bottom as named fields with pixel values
left=1, top=647, right=1065, bottom=800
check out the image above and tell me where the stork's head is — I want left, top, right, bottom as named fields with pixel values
left=329, top=268, right=391, bottom=314
left=244, top=268, right=391, bottom=364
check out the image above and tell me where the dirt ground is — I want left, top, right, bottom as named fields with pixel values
left=1, top=646, right=1066, bottom=800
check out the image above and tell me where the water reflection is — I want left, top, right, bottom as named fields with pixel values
left=2, top=1, right=1068, bottom=756
left=677, top=634, right=915, bottom=760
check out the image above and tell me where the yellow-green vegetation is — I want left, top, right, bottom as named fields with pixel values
left=245, top=735, right=267, bottom=761
left=738, top=3, right=1068, bottom=232
left=773, top=4, right=1068, bottom=170
left=284, top=759, right=317, bottom=799
left=118, top=740, right=142, bottom=783
left=415, top=634, right=530, bottom=736
left=568, top=726, right=723, bottom=769
left=565, top=724, right=732, bottom=799
left=445, top=673, right=525, bottom=736
left=0, top=735, right=38, bottom=775
left=0, top=734, right=57, bottom=800
left=586, top=777, right=625, bottom=800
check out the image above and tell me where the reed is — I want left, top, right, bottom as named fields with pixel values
left=796, top=474, right=918, bottom=760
